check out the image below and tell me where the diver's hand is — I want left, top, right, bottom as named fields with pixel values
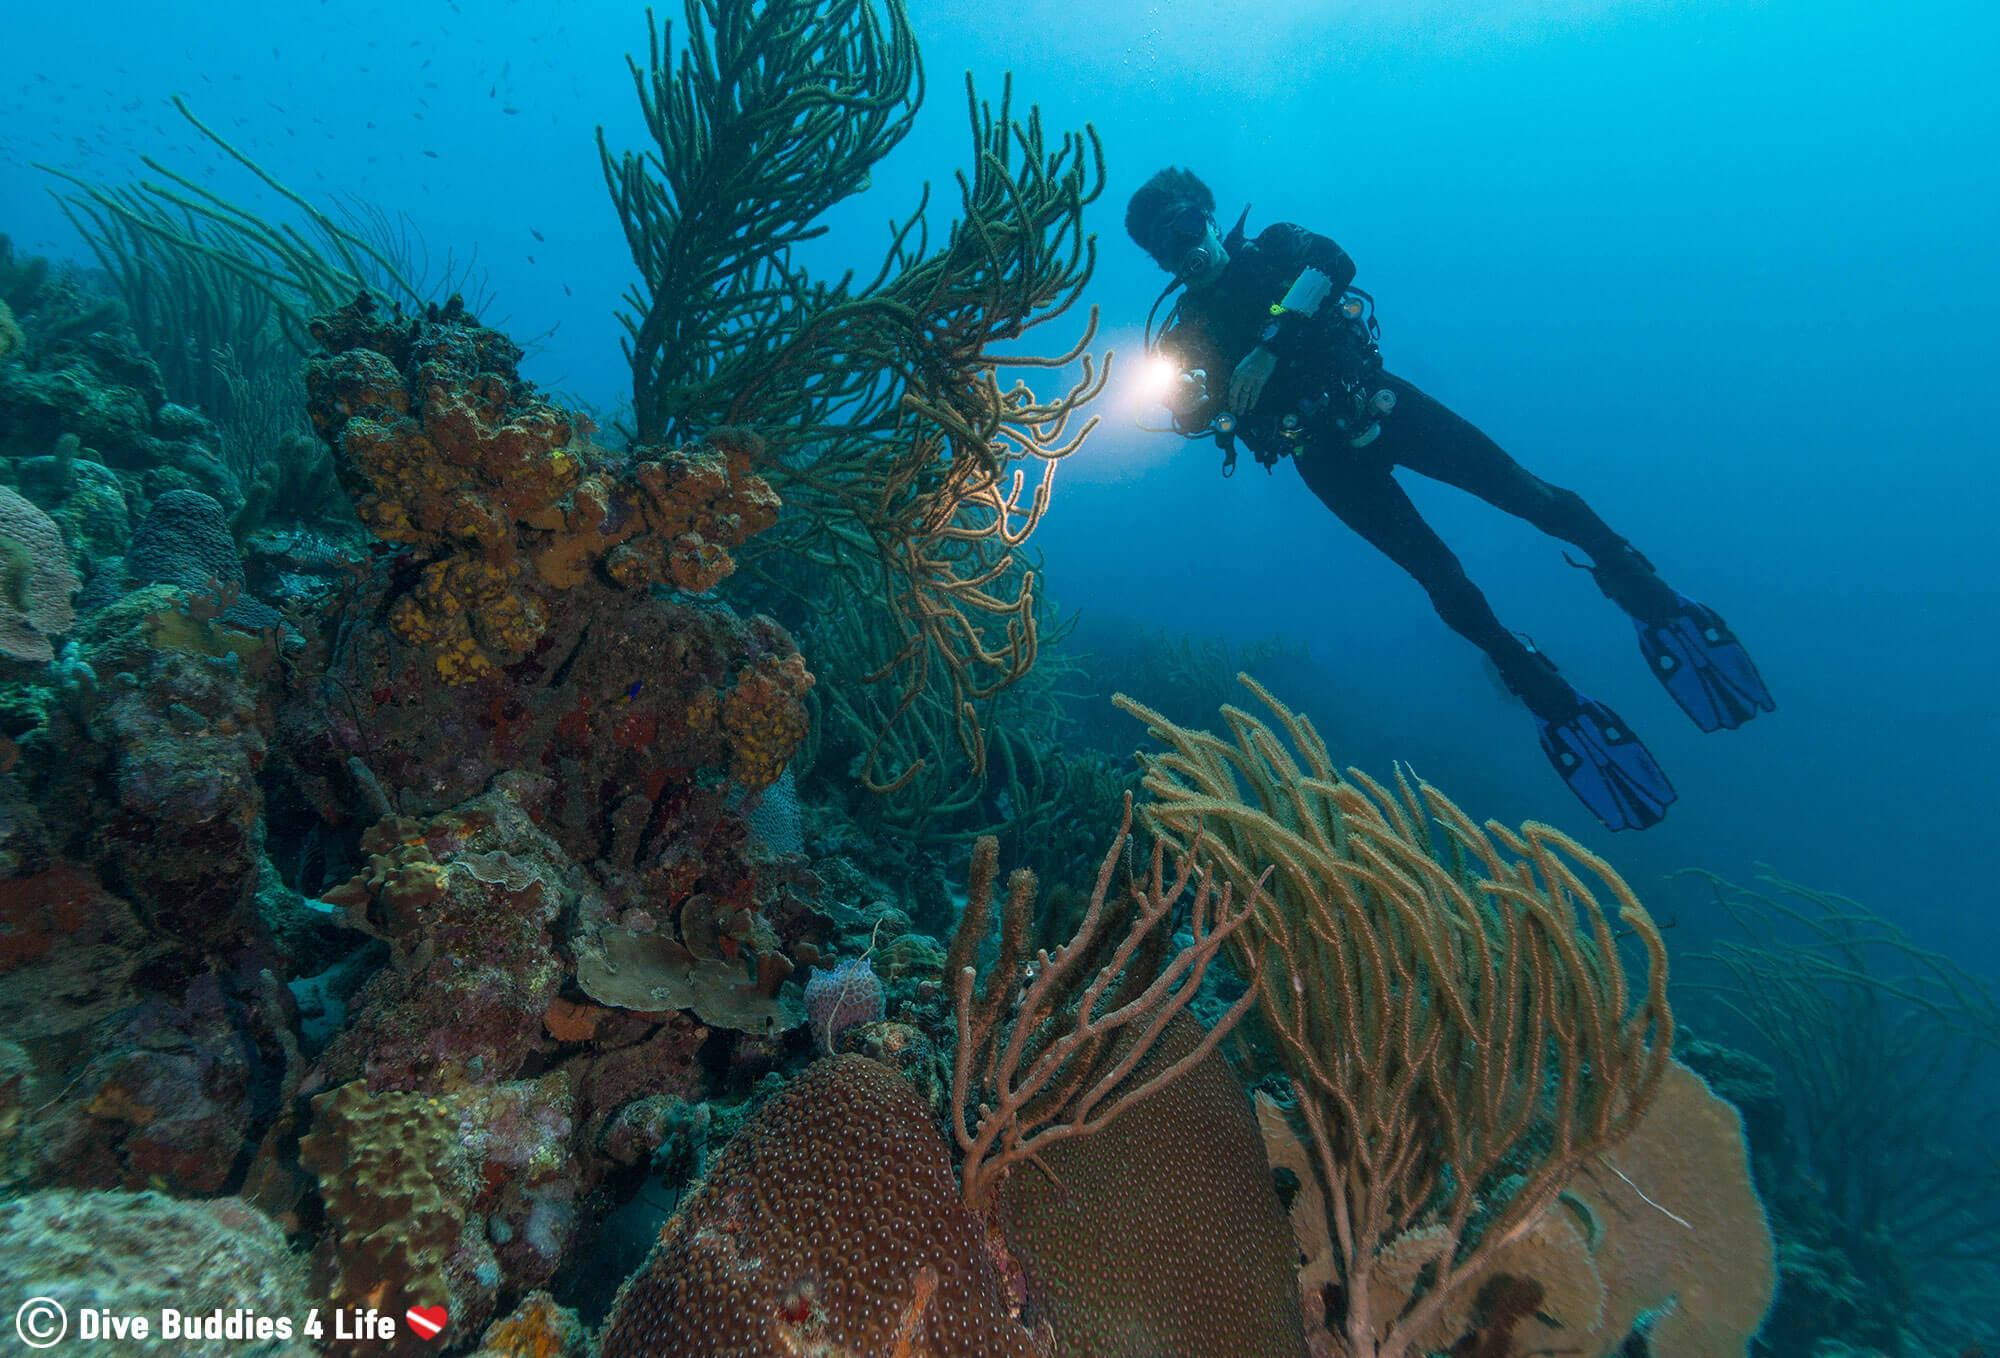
left=1169, top=367, right=1209, bottom=416
left=1228, top=346, right=1277, bottom=414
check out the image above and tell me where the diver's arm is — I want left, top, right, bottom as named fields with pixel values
left=1157, top=318, right=1226, bottom=433
left=1257, top=223, right=1357, bottom=292
left=1254, top=223, right=1358, bottom=360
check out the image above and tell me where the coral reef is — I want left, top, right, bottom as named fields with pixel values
left=281, top=298, right=812, bottom=923
left=0, top=237, right=231, bottom=500
left=35, top=591, right=275, bottom=954
left=0, top=568, right=293, bottom=1198
left=303, top=293, right=779, bottom=685
left=0, top=10, right=1881, bottom=1352
left=0, top=1189, right=315, bottom=1356
left=314, top=787, right=566, bottom=1090
left=474, top=1292, right=588, bottom=1358
left=598, top=1054, right=1039, bottom=1357
left=293, top=1070, right=587, bottom=1354
left=299, top=1081, right=468, bottom=1347
left=0, top=858, right=294, bottom=1196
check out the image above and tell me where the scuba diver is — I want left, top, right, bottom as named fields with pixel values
left=1128, top=167, right=1774, bottom=831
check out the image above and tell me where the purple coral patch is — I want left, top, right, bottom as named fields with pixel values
left=803, top=956, right=884, bottom=1054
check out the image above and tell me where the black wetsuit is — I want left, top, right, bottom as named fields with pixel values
left=1160, top=222, right=1679, bottom=718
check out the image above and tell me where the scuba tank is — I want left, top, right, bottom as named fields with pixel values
left=1313, top=289, right=1395, bottom=449
left=1240, top=287, right=1395, bottom=464
left=1143, top=209, right=1398, bottom=471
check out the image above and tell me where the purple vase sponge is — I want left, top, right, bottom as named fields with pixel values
left=803, top=956, right=884, bottom=1054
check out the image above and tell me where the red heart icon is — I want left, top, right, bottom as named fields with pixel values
left=405, top=1306, right=449, bottom=1342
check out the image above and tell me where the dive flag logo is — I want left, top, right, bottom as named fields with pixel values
left=405, top=1306, right=448, bottom=1341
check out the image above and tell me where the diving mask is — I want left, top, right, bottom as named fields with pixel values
left=1152, top=204, right=1219, bottom=281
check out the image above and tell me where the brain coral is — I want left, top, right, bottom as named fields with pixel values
left=598, top=1054, right=1036, bottom=1358
left=126, top=488, right=243, bottom=589
left=995, top=1013, right=1309, bottom=1357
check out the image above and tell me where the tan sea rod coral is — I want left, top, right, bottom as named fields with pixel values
left=1118, top=677, right=1681, bottom=1358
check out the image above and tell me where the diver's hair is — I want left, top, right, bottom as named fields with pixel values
left=1125, top=167, right=1216, bottom=257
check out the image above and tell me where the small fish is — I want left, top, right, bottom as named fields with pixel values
left=527, top=254, right=535, bottom=264
left=502, top=106, right=520, bottom=115
left=624, top=681, right=644, bottom=701
left=489, top=84, right=496, bottom=97
left=423, top=149, right=439, bottom=158
left=563, top=284, right=572, bottom=296
left=530, top=229, right=544, bottom=241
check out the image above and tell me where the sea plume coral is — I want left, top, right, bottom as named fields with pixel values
left=1119, top=677, right=1674, bottom=1358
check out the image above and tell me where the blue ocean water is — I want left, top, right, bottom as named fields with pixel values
left=4, top=0, right=1994, bottom=1346
left=15, top=0, right=1986, bottom=965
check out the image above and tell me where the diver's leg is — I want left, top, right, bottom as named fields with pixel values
left=1291, top=445, right=1573, bottom=717
left=1371, top=373, right=1679, bottom=623
left=1372, top=373, right=1773, bottom=732
left=1294, top=442, right=1678, bottom=830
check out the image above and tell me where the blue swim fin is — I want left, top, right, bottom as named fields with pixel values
left=1636, top=597, right=1775, bottom=733
left=1536, top=694, right=1677, bottom=831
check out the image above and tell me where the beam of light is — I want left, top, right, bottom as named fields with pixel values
left=1134, top=352, right=1182, bottom=407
